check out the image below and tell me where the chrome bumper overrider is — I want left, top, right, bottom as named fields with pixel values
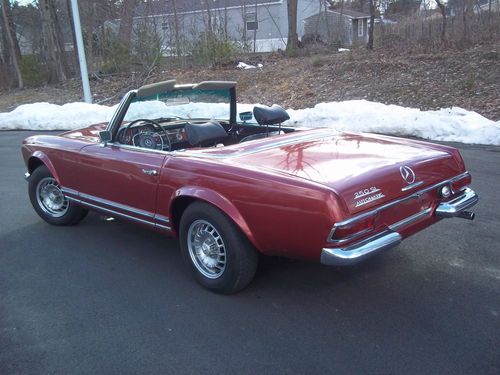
left=24, top=172, right=30, bottom=181
left=321, top=188, right=478, bottom=266
left=435, top=188, right=479, bottom=218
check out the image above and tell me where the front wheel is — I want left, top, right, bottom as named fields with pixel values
left=28, top=165, right=88, bottom=225
left=179, top=202, right=258, bottom=294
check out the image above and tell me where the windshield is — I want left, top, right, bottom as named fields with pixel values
left=124, top=88, right=231, bottom=122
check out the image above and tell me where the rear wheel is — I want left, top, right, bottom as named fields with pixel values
left=179, top=201, right=258, bottom=294
left=28, top=165, right=88, bottom=225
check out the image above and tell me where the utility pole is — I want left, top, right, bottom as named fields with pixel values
left=70, top=0, right=91, bottom=103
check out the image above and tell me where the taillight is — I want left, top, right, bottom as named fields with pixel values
left=330, top=215, right=375, bottom=243
left=451, top=173, right=471, bottom=193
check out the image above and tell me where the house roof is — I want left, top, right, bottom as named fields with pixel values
left=134, top=0, right=283, bottom=17
left=329, top=8, right=371, bottom=19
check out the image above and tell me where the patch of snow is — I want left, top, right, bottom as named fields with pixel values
left=0, top=102, right=115, bottom=131
left=283, top=100, right=500, bottom=145
left=237, top=62, right=256, bottom=70
left=338, top=48, right=351, bottom=52
left=1, top=99, right=499, bottom=145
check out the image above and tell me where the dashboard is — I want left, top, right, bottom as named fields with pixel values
left=117, top=121, right=188, bottom=151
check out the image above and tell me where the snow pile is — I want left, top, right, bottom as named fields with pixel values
left=0, top=102, right=115, bottom=131
left=236, top=62, right=263, bottom=69
left=284, top=100, right=500, bottom=145
left=0, top=100, right=499, bottom=145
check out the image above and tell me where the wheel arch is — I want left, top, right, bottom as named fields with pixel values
left=170, top=187, right=261, bottom=251
left=28, top=152, right=61, bottom=184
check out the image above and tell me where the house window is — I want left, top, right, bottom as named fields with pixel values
left=358, top=19, right=363, bottom=37
left=247, top=21, right=258, bottom=31
left=161, top=21, right=169, bottom=31
left=245, top=11, right=258, bottom=31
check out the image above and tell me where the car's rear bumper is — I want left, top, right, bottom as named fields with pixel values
left=321, top=188, right=478, bottom=266
left=435, top=188, right=479, bottom=218
left=321, top=231, right=402, bottom=266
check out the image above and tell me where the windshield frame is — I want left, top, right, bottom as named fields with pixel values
left=106, top=82, right=237, bottom=140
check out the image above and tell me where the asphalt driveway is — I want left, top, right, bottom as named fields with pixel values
left=1, top=131, right=499, bottom=374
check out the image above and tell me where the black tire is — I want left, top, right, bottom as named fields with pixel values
left=28, top=165, right=88, bottom=225
left=179, top=201, right=258, bottom=294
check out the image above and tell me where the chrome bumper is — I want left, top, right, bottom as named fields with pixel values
left=321, top=188, right=478, bottom=266
left=435, top=188, right=479, bottom=218
left=321, top=231, right=402, bottom=266
left=24, top=172, right=30, bottom=181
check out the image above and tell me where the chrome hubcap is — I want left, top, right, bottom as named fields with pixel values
left=36, top=177, right=69, bottom=217
left=187, top=220, right=226, bottom=279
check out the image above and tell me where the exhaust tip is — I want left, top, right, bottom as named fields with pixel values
left=458, top=211, right=475, bottom=220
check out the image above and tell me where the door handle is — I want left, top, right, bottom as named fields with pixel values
left=142, top=169, right=158, bottom=176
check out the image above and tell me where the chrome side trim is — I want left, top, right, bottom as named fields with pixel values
left=156, top=223, right=172, bottom=231
left=331, top=171, right=470, bottom=230
left=435, top=188, right=478, bottom=218
left=156, top=215, right=170, bottom=223
left=60, top=187, right=79, bottom=196
left=389, top=207, right=433, bottom=231
left=66, top=196, right=171, bottom=231
left=61, top=188, right=171, bottom=227
left=321, top=231, right=402, bottom=266
left=79, top=192, right=156, bottom=219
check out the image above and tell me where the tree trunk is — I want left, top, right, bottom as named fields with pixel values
left=1, top=0, right=23, bottom=88
left=39, top=0, right=68, bottom=83
left=65, top=0, right=79, bottom=67
left=367, top=0, right=375, bottom=50
left=435, top=0, right=447, bottom=44
left=2, top=0, right=21, bottom=60
left=172, top=0, right=181, bottom=59
left=0, top=3, right=9, bottom=64
left=118, top=0, right=136, bottom=48
left=204, top=0, right=213, bottom=36
left=286, top=0, right=299, bottom=54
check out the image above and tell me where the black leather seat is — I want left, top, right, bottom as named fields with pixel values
left=185, top=121, right=228, bottom=146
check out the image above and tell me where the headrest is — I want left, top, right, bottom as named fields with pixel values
left=253, top=105, right=290, bottom=125
left=184, top=121, right=227, bottom=146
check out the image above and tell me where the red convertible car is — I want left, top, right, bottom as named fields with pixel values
left=22, top=80, right=478, bottom=293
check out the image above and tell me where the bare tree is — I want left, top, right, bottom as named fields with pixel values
left=1, top=0, right=23, bottom=88
left=39, top=0, right=69, bottom=83
left=286, top=0, right=299, bottom=53
left=435, top=0, right=447, bottom=43
left=118, top=0, right=137, bottom=49
left=171, top=0, right=182, bottom=59
left=367, top=0, right=375, bottom=49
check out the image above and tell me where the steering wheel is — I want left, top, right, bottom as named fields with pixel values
left=124, top=119, right=171, bottom=151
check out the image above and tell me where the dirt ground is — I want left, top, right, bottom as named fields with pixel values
left=1, top=43, right=499, bottom=121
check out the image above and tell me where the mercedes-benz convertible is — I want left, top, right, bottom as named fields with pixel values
left=21, top=80, right=479, bottom=293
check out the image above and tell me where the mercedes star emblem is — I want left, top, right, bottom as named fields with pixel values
left=400, top=165, right=416, bottom=184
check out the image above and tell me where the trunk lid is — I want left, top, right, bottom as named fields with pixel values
left=194, top=129, right=464, bottom=214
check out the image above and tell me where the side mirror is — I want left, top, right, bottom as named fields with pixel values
left=239, top=111, right=252, bottom=123
left=99, top=130, right=112, bottom=144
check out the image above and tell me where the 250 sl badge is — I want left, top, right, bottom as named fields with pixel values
left=354, top=187, right=385, bottom=207
left=354, top=186, right=381, bottom=199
